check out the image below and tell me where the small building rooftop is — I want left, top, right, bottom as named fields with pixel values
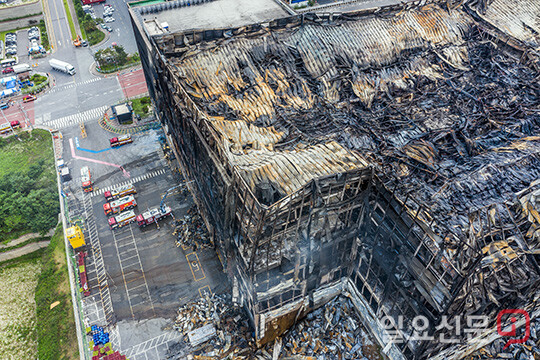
left=131, top=0, right=290, bottom=36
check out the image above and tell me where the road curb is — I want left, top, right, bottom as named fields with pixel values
left=49, top=129, right=86, bottom=360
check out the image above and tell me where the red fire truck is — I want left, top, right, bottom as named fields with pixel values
left=137, top=205, right=173, bottom=228
left=103, top=195, right=137, bottom=216
left=108, top=210, right=136, bottom=230
left=104, top=184, right=137, bottom=201
left=110, top=134, right=133, bottom=148
left=81, top=166, right=93, bottom=192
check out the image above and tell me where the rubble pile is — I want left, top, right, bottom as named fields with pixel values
left=173, top=294, right=255, bottom=358
left=268, top=296, right=380, bottom=360
left=174, top=205, right=212, bottom=250
left=467, top=315, right=540, bottom=360
left=171, top=295, right=380, bottom=360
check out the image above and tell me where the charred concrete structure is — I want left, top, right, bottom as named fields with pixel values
left=129, top=0, right=540, bottom=358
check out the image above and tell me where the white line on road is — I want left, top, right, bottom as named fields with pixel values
left=91, top=169, right=167, bottom=198
left=41, top=105, right=108, bottom=129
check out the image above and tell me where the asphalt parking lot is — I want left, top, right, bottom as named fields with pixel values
left=91, top=1, right=138, bottom=54
left=60, top=118, right=228, bottom=359
left=16, top=30, right=29, bottom=64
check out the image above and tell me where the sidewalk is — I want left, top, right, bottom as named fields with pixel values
left=0, top=240, right=50, bottom=262
left=0, top=228, right=55, bottom=249
left=98, top=109, right=158, bottom=134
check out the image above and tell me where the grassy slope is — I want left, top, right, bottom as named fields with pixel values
left=0, top=129, right=54, bottom=177
left=35, top=225, right=78, bottom=360
left=0, top=255, right=42, bottom=358
left=0, top=130, right=57, bottom=242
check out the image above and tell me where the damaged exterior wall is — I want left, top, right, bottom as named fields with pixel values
left=129, top=0, right=540, bottom=358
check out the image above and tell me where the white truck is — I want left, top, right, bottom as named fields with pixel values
left=12, top=63, right=30, bottom=74
left=49, top=59, right=76, bottom=75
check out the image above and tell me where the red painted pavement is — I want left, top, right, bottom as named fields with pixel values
left=0, top=101, right=35, bottom=128
left=117, top=68, right=148, bottom=99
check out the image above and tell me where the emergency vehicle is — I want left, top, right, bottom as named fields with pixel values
left=137, top=205, right=173, bottom=228
left=104, top=184, right=136, bottom=201
left=108, top=210, right=136, bottom=230
left=81, top=166, right=93, bottom=192
left=109, top=134, right=133, bottom=147
left=103, top=195, right=137, bottom=216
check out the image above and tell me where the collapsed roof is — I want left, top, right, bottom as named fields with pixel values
left=163, top=1, right=539, bottom=231
left=137, top=0, right=540, bottom=357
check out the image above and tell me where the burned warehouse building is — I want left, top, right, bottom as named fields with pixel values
left=128, top=0, right=540, bottom=358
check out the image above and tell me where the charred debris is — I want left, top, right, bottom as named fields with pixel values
left=135, top=0, right=540, bottom=358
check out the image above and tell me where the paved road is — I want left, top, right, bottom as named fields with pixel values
left=60, top=121, right=228, bottom=359
left=92, top=1, right=138, bottom=54
left=23, top=0, right=145, bottom=130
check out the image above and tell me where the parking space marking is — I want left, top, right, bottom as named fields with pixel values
left=198, top=285, right=212, bottom=297
left=186, top=252, right=205, bottom=282
left=81, top=193, right=118, bottom=346
left=111, top=224, right=155, bottom=320
left=91, top=169, right=167, bottom=198
left=121, top=254, right=139, bottom=262
left=122, top=332, right=181, bottom=358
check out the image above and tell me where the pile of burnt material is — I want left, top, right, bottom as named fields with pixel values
left=174, top=205, right=212, bottom=250
left=171, top=294, right=381, bottom=360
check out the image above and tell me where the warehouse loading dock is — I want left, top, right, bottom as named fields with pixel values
left=129, top=0, right=540, bottom=358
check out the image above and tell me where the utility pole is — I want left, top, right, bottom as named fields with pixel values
left=0, top=108, right=20, bottom=141
left=18, top=102, right=33, bottom=130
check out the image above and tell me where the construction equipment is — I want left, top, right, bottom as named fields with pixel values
left=66, top=225, right=85, bottom=249
left=108, top=210, right=136, bottom=230
left=104, top=184, right=136, bottom=201
left=80, top=123, right=87, bottom=138
left=80, top=166, right=93, bottom=192
left=159, top=184, right=184, bottom=212
left=137, top=205, right=172, bottom=228
left=103, top=195, right=137, bottom=216
left=109, top=134, right=133, bottom=147
left=73, top=35, right=81, bottom=47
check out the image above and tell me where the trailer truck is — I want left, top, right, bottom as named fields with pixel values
left=12, top=63, right=30, bottom=74
left=49, top=59, right=76, bottom=75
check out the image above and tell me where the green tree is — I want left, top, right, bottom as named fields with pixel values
left=114, top=45, right=128, bottom=65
